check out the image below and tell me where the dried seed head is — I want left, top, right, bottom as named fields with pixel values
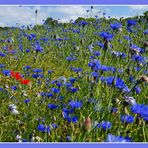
left=129, top=47, right=140, bottom=55
left=139, top=75, right=148, bottom=83
left=143, top=41, right=148, bottom=47
left=83, top=116, right=92, bottom=132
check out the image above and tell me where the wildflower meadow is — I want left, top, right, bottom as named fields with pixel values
left=0, top=6, right=148, bottom=142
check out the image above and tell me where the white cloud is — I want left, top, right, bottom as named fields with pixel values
left=0, top=6, right=145, bottom=27
left=129, top=5, right=148, bottom=10
left=0, top=6, right=90, bottom=26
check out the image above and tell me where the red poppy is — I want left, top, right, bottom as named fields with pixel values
left=20, top=79, right=31, bottom=85
left=10, top=71, right=23, bottom=80
left=10, top=70, right=31, bottom=85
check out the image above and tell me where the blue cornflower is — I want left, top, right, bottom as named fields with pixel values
left=106, top=134, right=131, bottom=142
left=120, top=115, right=134, bottom=123
left=68, top=87, right=78, bottom=93
left=130, top=104, right=143, bottom=114
left=67, top=115, right=78, bottom=123
left=0, top=52, right=6, bottom=57
left=69, top=101, right=82, bottom=109
left=32, top=73, right=38, bottom=79
left=11, top=86, right=17, bottom=91
left=66, top=136, right=72, bottom=142
left=51, top=88, right=60, bottom=94
left=132, top=55, right=144, bottom=63
left=134, top=66, right=141, bottom=72
left=66, top=56, right=77, bottom=61
left=37, top=124, right=46, bottom=132
left=101, top=65, right=109, bottom=71
left=34, top=44, right=43, bottom=52
left=33, top=69, right=43, bottom=73
left=99, top=32, right=113, bottom=41
left=65, top=82, right=73, bottom=88
left=105, top=76, right=114, bottom=85
left=47, top=104, right=58, bottom=110
left=25, top=49, right=30, bottom=53
left=56, top=81, right=63, bottom=87
left=48, top=70, right=54, bottom=74
left=123, top=35, right=131, bottom=41
left=51, top=123, right=58, bottom=129
left=7, top=38, right=13, bottom=43
left=80, top=21, right=88, bottom=26
left=22, top=139, right=28, bottom=142
left=97, top=42, right=104, bottom=48
left=110, top=22, right=122, bottom=30
left=127, top=20, right=137, bottom=26
left=69, top=77, right=76, bottom=83
left=143, top=29, right=148, bottom=35
left=115, top=78, right=126, bottom=90
left=38, top=73, right=44, bottom=78
left=91, top=72, right=99, bottom=78
left=97, top=121, right=112, bottom=130
left=111, top=107, right=118, bottom=114
left=23, top=66, right=31, bottom=71
left=129, top=75, right=135, bottom=82
left=24, top=99, right=31, bottom=104
left=73, top=68, right=82, bottom=73
left=37, top=124, right=50, bottom=133
left=101, top=121, right=112, bottom=130
left=2, top=70, right=10, bottom=76
left=134, top=86, right=141, bottom=94
left=122, top=86, right=130, bottom=93
left=92, top=51, right=100, bottom=56
left=141, top=105, right=148, bottom=121
left=62, top=108, right=74, bottom=114
left=0, top=64, right=5, bottom=69
left=46, top=92, right=54, bottom=98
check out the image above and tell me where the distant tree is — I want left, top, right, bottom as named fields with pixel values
left=43, top=17, right=58, bottom=27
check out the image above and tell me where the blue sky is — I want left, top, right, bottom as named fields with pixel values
left=0, top=5, right=148, bottom=27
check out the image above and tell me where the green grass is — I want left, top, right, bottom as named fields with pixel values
left=0, top=14, right=148, bottom=142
